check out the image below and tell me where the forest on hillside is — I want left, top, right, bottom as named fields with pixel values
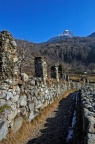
left=16, top=37, right=95, bottom=75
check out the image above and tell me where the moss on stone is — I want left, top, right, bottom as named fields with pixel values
left=0, top=105, right=10, bottom=113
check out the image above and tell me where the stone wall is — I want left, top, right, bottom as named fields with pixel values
left=0, top=30, right=79, bottom=141
left=0, top=74, right=74, bottom=141
left=34, top=57, right=47, bottom=82
left=81, top=85, right=95, bottom=144
left=51, top=65, right=59, bottom=82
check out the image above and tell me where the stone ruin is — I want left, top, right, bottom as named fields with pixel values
left=0, top=30, right=65, bottom=83
left=51, top=65, right=59, bottom=82
left=0, top=31, right=19, bottom=81
left=34, top=57, right=47, bottom=82
left=0, top=31, right=85, bottom=142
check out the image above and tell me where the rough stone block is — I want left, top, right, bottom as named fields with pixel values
left=21, top=73, right=29, bottom=82
left=7, top=110, right=17, bottom=121
left=30, top=80, right=35, bottom=86
left=6, top=92, right=13, bottom=100
left=12, top=117, right=23, bottom=132
left=28, top=102, right=34, bottom=111
left=28, top=111, right=39, bottom=122
left=19, top=95, right=27, bottom=107
left=0, top=121, right=8, bottom=141
left=11, top=95, right=19, bottom=102
left=0, top=99, right=6, bottom=107
left=84, top=133, right=95, bottom=144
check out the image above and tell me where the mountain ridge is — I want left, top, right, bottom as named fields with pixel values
left=48, top=30, right=75, bottom=42
left=88, top=32, right=95, bottom=38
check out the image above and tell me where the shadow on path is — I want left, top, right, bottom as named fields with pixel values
left=27, top=92, right=80, bottom=144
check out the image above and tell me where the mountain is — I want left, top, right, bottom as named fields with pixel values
left=88, top=32, right=95, bottom=38
left=16, top=35, right=95, bottom=75
left=48, top=30, right=75, bottom=42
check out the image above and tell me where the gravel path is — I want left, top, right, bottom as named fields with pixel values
left=27, top=92, right=82, bottom=144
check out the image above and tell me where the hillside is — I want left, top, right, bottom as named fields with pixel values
left=88, top=32, right=95, bottom=38
left=16, top=36, right=95, bottom=75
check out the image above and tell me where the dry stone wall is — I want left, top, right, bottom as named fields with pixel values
left=0, top=31, right=81, bottom=141
left=0, top=74, right=75, bottom=141
left=81, top=85, right=95, bottom=144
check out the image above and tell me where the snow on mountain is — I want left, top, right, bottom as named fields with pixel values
left=58, top=30, right=74, bottom=37
left=48, top=30, right=74, bottom=42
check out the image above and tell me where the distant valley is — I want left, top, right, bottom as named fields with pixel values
left=16, top=30, right=95, bottom=75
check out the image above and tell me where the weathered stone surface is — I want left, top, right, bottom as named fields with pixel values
left=0, top=83, right=9, bottom=90
left=7, top=100, right=12, bottom=107
left=81, top=86, right=95, bottom=143
left=11, top=103, right=17, bottom=110
left=0, top=99, right=6, bottom=107
left=30, top=80, right=35, bottom=86
left=19, top=95, right=27, bottom=107
left=35, top=100, right=42, bottom=109
left=28, top=111, right=39, bottom=122
left=5, top=79, right=12, bottom=85
left=12, top=117, right=23, bottom=132
left=84, top=115, right=95, bottom=134
left=28, top=102, right=34, bottom=111
left=6, top=92, right=13, bottom=100
left=0, top=90, right=7, bottom=99
left=11, top=95, right=19, bottom=102
left=11, top=40, right=17, bottom=47
left=0, top=121, right=8, bottom=141
left=34, top=57, right=47, bottom=82
left=0, top=31, right=19, bottom=80
left=41, top=101, right=48, bottom=109
left=84, top=133, right=95, bottom=144
left=21, top=73, right=29, bottom=82
left=7, top=110, right=17, bottom=121
left=15, top=86, right=20, bottom=94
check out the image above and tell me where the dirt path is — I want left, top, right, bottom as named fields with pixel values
left=26, top=92, right=82, bottom=144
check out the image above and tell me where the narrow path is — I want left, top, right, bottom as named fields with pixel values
left=27, top=92, right=82, bottom=144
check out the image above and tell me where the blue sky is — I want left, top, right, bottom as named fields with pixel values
left=0, top=0, right=95, bottom=43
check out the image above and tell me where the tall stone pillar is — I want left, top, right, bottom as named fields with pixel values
left=34, top=57, right=47, bottom=82
left=51, top=65, right=59, bottom=82
left=0, top=31, right=19, bottom=80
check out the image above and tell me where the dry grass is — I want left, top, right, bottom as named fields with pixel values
left=88, top=75, right=95, bottom=82
left=70, top=74, right=81, bottom=81
left=1, top=89, right=75, bottom=144
left=70, top=74, right=95, bottom=83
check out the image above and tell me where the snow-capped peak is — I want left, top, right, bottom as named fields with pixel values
left=48, top=30, right=74, bottom=42
left=58, top=30, right=74, bottom=37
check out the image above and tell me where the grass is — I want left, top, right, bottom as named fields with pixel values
left=70, top=74, right=95, bottom=83
left=0, top=105, right=10, bottom=114
left=1, top=89, right=75, bottom=144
